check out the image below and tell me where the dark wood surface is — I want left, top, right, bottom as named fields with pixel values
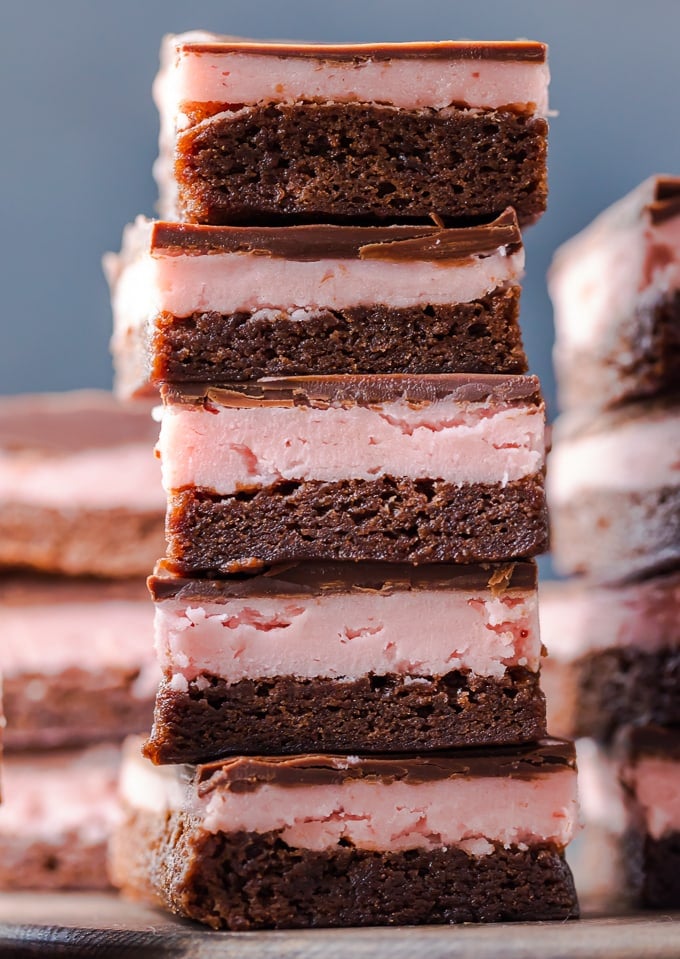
left=0, top=893, right=679, bottom=958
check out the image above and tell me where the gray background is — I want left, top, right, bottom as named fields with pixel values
left=2, top=0, right=679, bottom=421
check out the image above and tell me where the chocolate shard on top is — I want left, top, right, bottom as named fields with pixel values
left=150, top=208, right=522, bottom=261
left=161, top=373, right=543, bottom=410
left=647, top=175, right=680, bottom=225
left=196, top=740, right=576, bottom=793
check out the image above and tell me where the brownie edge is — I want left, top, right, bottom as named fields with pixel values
left=113, top=810, right=578, bottom=930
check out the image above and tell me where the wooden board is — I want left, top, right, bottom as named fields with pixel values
left=1, top=893, right=679, bottom=958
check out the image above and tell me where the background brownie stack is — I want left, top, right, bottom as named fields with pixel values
left=0, top=390, right=164, bottom=889
left=106, top=32, right=579, bottom=928
left=541, top=175, right=680, bottom=908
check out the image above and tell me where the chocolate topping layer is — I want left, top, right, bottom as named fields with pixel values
left=0, top=575, right=148, bottom=607
left=150, top=208, right=521, bottom=261
left=148, top=559, right=537, bottom=602
left=180, top=38, right=548, bottom=64
left=161, top=373, right=543, bottom=410
left=0, top=391, right=157, bottom=453
left=648, top=175, right=680, bottom=225
left=196, top=739, right=575, bottom=792
left=620, top=724, right=680, bottom=763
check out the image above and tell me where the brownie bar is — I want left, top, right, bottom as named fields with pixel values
left=550, top=175, right=680, bottom=412
left=555, top=288, right=680, bottom=410
left=112, top=739, right=578, bottom=929
left=619, top=725, right=680, bottom=909
left=145, top=667, right=546, bottom=764
left=166, top=476, right=548, bottom=574
left=116, top=811, right=577, bottom=929
left=151, top=288, right=526, bottom=384
left=0, top=745, right=120, bottom=891
left=107, top=212, right=527, bottom=397
left=0, top=390, right=165, bottom=578
left=176, top=102, right=548, bottom=225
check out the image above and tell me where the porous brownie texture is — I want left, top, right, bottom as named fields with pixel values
left=3, top=669, right=154, bottom=752
left=0, top=503, right=165, bottom=578
left=114, top=811, right=578, bottom=929
left=165, top=476, right=549, bottom=574
left=176, top=103, right=548, bottom=225
left=556, top=290, right=680, bottom=410
left=144, top=667, right=547, bottom=764
left=571, top=647, right=680, bottom=742
left=550, top=485, right=680, bottom=583
left=151, top=288, right=527, bottom=384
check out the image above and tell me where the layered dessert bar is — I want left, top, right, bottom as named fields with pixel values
left=145, top=560, right=545, bottom=763
left=0, top=745, right=121, bottom=890
left=159, top=374, right=548, bottom=574
left=154, top=33, right=550, bottom=226
left=111, top=739, right=578, bottom=929
left=1, top=575, right=158, bottom=751
left=107, top=210, right=527, bottom=398
left=550, top=175, right=680, bottom=411
left=547, top=399, right=680, bottom=582
left=620, top=724, right=680, bottom=909
left=0, top=391, right=165, bottom=577
left=539, top=572, right=680, bottom=741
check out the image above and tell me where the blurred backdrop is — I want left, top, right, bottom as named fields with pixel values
left=2, top=0, right=679, bottom=420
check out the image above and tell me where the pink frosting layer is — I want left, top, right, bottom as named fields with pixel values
left=120, top=745, right=576, bottom=853
left=169, top=40, right=550, bottom=115
left=539, top=572, right=680, bottom=662
left=0, top=745, right=121, bottom=842
left=630, top=757, right=680, bottom=839
left=156, top=588, right=540, bottom=686
left=548, top=407, right=680, bottom=503
left=159, top=399, right=545, bottom=493
left=198, top=770, right=577, bottom=852
left=0, top=444, right=165, bottom=511
left=123, top=233, right=523, bottom=317
left=2, top=600, right=158, bottom=699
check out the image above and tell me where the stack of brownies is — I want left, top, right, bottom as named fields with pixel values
left=541, top=175, right=680, bottom=907
left=107, top=33, right=579, bottom=928
left=0, top=390, right=164, bottom=889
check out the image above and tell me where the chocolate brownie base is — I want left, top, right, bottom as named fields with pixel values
left=571, top=646, right=680, bottom=742
left=0, top=502, right=165, bottom=578
left=176, top=103, right=548, bottom=225
left=151, top=288, right=527, bottom=384
left=3, top=669, right=154, bottom=752
left=625, top=828, right=680, bottom=909
left=144, top=667, right=547, bottom=764
left=114, top=810, right=577, bottom=929
left=551, top=485, right=680, bottom=583
left=166, top=476, right=548, bottom=574
left=0, top=831, right=111, bottom=892
left=557, top=290, right=680, bottom=411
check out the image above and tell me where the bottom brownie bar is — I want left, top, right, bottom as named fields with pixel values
left=620, top=725, right=680, bottom=909
left=112, top=739, right=579, bottom=929
left=0, top=745, right=121, bottom=891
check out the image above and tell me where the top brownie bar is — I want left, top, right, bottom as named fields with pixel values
left=155, top=33, right=550, bottom=225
